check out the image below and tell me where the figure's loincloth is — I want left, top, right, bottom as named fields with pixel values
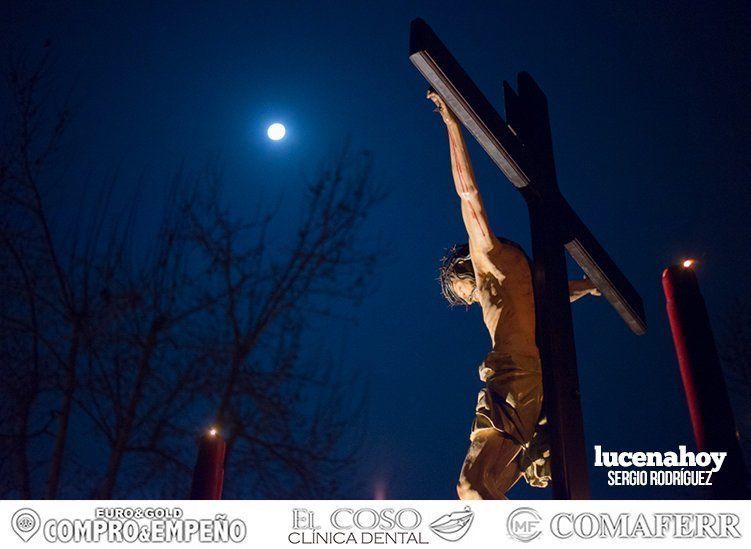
left=471, top=350, right=542, bottom=448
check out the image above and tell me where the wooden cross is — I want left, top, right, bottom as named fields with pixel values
left=410, top=18, right=646, bottom=499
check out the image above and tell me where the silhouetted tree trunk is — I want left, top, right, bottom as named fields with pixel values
left=1, top=50, right=94, bottom=499
left=185, top=149, right=379, bottom=497
left=1, top=48, right=380, bottom=499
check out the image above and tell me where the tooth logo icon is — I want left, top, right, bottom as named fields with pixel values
left=12, top=508, right=40, bottom=542
left=429, top=506, right=474, bottom=542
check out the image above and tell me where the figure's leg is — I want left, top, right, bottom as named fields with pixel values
left=456, top=427, right=525, bottom=500
left=457, top=353, right=542, bottom=499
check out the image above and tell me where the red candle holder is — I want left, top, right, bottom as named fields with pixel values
left=662, top=261, right=749, bottom=498
left=189, top=428, right=226, bottom=499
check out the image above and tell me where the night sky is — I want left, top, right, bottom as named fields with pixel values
left=3, top=1, right=750, bottom=499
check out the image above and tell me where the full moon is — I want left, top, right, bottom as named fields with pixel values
left=267, top=122, right=286, bottom=141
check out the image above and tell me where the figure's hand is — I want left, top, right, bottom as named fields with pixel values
left=427, top=89, right=458, bottom=126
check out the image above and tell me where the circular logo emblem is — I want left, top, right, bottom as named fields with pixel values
left=12, top=508, right=41, bottom=542
left=506, top=507, right=542, bottom=542
left=16, top=513, right=35, bottom=531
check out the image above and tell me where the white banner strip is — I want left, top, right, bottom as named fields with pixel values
left=1, top=500, right=749, bottom=548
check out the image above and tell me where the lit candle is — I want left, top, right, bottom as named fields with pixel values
left=662, top=261, right=748, bottom=498
left=189, top=427, right=226, bottom=499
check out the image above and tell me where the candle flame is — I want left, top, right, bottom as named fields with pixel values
left=682, top=259, right=696, bottom=268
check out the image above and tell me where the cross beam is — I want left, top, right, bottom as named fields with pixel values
left=409, top=18, right=646, bottom=499
left=410, top=18, right=645, bottom=336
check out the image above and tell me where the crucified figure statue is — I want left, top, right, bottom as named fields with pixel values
left=428, top=90, right=600, bottom=499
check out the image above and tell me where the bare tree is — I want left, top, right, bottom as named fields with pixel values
left=184, top=152, right=379, bottom=497
left=0, top=49, right=92, bottom=499
left=0, top=49, right=380, bottom=498
left=74, top=182, right=216, bottom=498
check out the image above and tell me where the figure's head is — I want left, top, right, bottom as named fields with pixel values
left=439, top=243, right=477, bottom=306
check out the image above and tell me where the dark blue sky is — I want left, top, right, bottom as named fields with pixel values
left=4, top=1, right=749, bottom=499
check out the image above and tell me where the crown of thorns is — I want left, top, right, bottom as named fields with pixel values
left=438, top=243, right=475, bottom=306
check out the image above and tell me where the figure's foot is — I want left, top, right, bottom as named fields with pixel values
left=457, top=428, right=521, bottom=500
left=456, top=481, right=484, bottom=500
left=582, top=275, right=602, bottom=297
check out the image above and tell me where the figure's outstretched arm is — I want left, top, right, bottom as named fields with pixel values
left=568, top=277, right=601, bottom=303
left=428, top=90, right=498, bottom=254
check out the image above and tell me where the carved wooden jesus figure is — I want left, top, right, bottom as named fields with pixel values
left=428, top=90, right=600, bottom=499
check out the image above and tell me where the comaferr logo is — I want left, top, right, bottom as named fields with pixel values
left=505, top=509, right=742, bottom=541
left=550, top=513, right=741, bottom=539
left=506, top=507, right=542, bottom=542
